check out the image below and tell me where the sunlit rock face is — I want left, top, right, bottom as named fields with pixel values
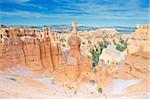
left=70, top=22, right=78, bottom=35
left=0, top=28, right=25, bottom=67
left=39, top=29, right=54, bottom=72
left=111, top=24, right=150, bottom=94
left=51, top=33, right=62, bottom=72
left=0, top=27, right=54, bottom=71
left=51, top=23, right=93, bottom=83
left=21, top=36, right=43, bottom=70
left=127, top=24, right=150, bottom=54
left=0, top=28, right=9, bottom=57
left=100, top=45, right=125, bottom=65
left=62, top=35, right=92, bottom=82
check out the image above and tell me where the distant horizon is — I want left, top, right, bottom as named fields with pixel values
left=0, top=23, right=139, bottom=28
left=0, top=0, right=149, bottom=27
left=0, top=20, right=149, bottom=27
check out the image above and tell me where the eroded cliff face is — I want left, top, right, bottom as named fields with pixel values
left=114, top=24, right=150, bottom=79
left=0, top=28, right=54, bottom=71
left=127, top=24, right=150, bottom=54
left=112, top=25, right=150, bottom=93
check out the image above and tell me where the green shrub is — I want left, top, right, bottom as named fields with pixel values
left=91, top=40, right=109, bottom=67
left=97, top=87, right=103, bottom=93
left=91, top=50, right=100, bottom=67
left=116, top=38, right=128, bottom=52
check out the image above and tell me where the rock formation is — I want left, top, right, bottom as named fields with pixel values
left=111, top=25, right=150, bottom=94
left=70, top=22, right=78, bottom=35
left=51, top=23, right=93, bottom=83
left=0, top=23, right=149, bottom=98
left=39, top=28, right=54, bottom=71
left=127, top=24, right=150, bottom=54
left=0, top=27, right=55, bottom=71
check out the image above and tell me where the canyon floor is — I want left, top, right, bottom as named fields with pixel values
left=0, top=53, right=149, bottom=99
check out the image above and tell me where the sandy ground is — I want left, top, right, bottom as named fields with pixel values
left=0, top=65, right=149, bottom=99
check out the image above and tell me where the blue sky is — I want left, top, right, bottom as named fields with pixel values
left=0, top=0, right=149, bottom=27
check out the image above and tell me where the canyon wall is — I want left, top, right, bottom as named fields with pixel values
left=127, top=24, right=150, bottom=54
left=0, top=27, right=54, bottom=71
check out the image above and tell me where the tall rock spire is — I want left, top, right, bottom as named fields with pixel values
left=71, top=22, right=77, bottom=35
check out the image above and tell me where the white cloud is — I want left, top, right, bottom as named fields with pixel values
left=0, top=8, right=148, bottom=20
left=64, top=0, right=149, bottom=20
left=0, top=10, right=51, bottom=18
left=0, top=0, right=149, bottom=20
left=0, top=0, right=45, bottom=9
left=1, top=0, right=30, bottom=3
